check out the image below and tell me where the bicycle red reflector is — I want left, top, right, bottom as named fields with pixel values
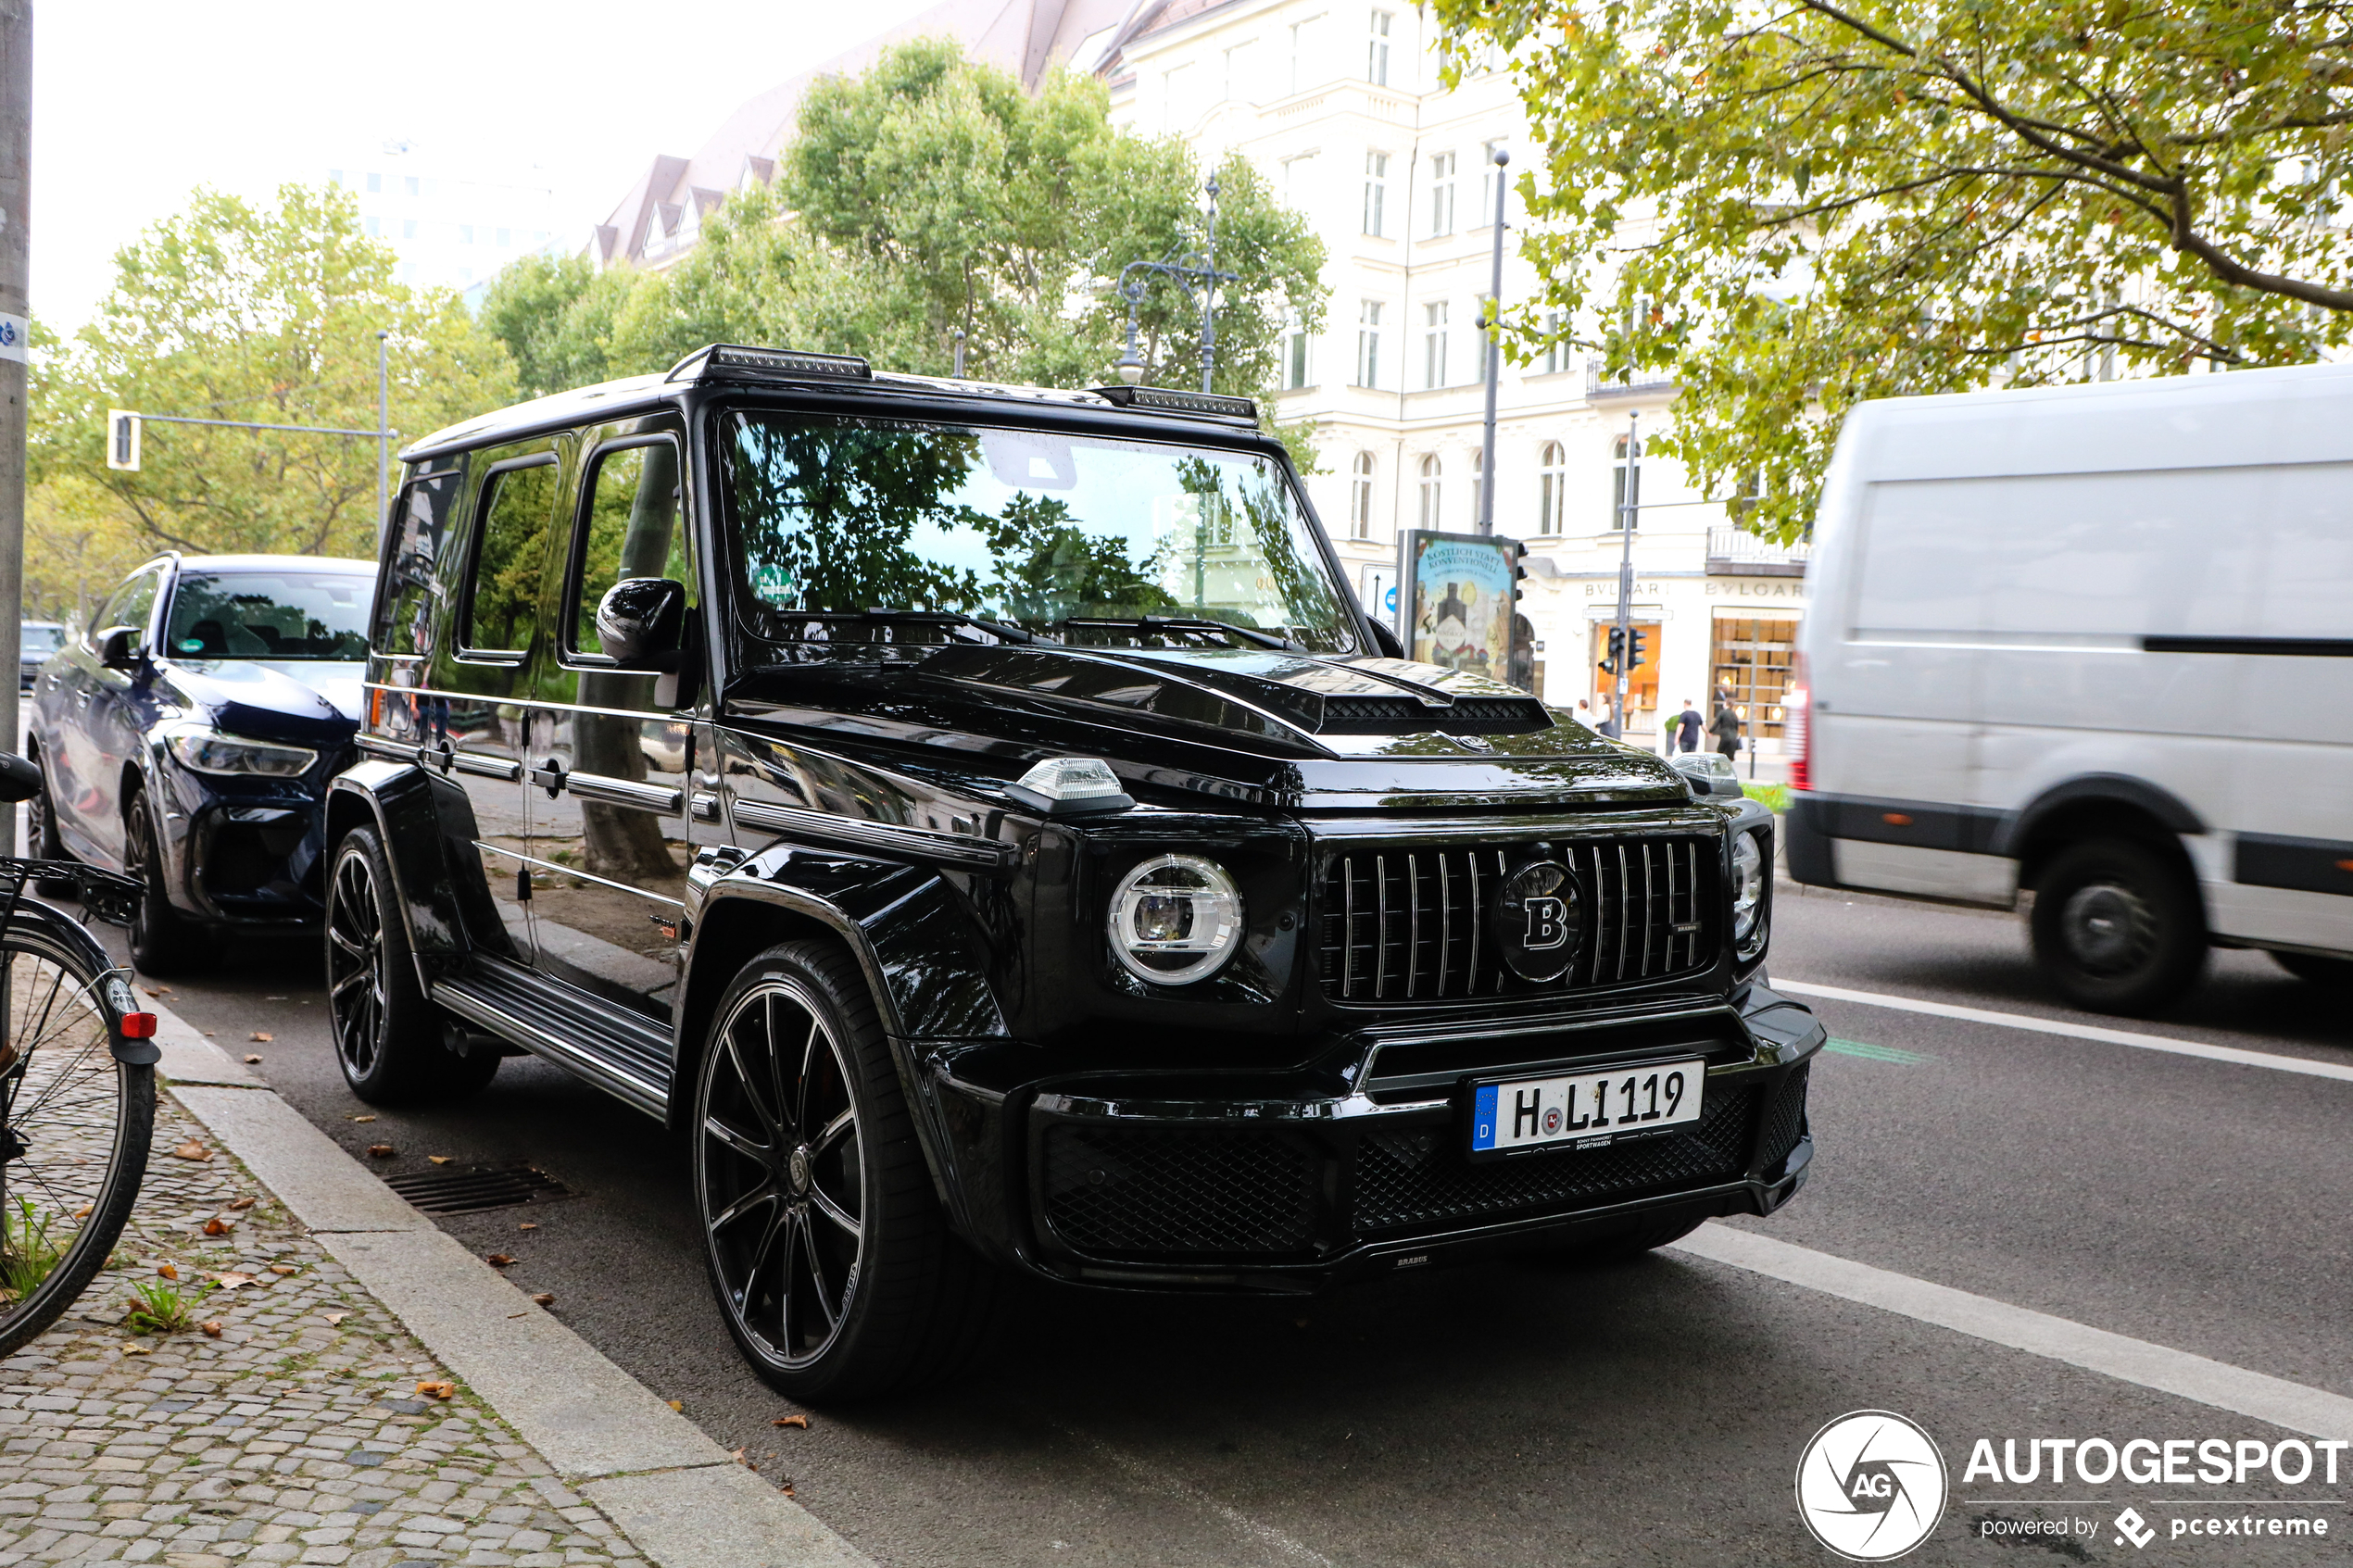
left=120, top=1012, right=157, bottom=1039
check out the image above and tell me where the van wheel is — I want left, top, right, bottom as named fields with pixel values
left=124, top=785, right=211, bottom=975
left=2273, top=951, right=2353, bottom=990
left=325, top=826, right=498, bottom=1104
left=2030, top=839, right=2205, bottom=1016
left=692, top=939, right=996, bottom=1403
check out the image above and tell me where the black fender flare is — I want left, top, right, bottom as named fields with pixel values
left=7, top=897, right=157, bottom=1066
left=1990, top=773, right=2206, bottom=859
left=324, top=763, right=470, bottom=985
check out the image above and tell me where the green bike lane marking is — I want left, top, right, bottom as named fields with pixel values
left=1822, top=1037, right=1931, bottom=1065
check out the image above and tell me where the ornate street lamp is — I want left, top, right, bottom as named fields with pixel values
left=1113, top=176, right=1239, bottom=394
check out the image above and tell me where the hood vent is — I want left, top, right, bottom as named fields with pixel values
left=1317, top=695, right=1553, bottom=735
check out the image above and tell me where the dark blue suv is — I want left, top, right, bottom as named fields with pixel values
left=27, top=553, right=374, bottom=972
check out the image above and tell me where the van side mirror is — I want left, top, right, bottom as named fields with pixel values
left=595, top=578, right=686, bottom=670
left=97, top=626, right=144, bottom=671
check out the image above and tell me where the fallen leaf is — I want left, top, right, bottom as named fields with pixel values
left=730, top=1446, right=757, bottom=1470
left=349, top=1114, right=376, bottom=1123
left=204, top=1031, right=216, bottom=1036
left=201, top=1217, right=234, bottom=1236
left=171, top=1140, right=210, bottom=1161
left=72, top=1204, right=93, bottom=1219
left=243, top=1055, right=262, bottom=1064
left=249, top=1032, right=271, bottom=1043
left=531, top=1292, right=554, bottom=1307
left=225, top=1197, right=256, bottom=1211
left=667, top=1399, right=683, bottom=1411
left=325, top=1312, right=346, bottom=1326
left=120, top=1342, right=150, bottom=1356
left=209, top=1273, right=257, bottom=1290
left=782, top=1486, right=795, bottom=1499
left=484, top=1253, right=514, bottom=1267
left=157, top=1263, right=178, bottom=1280
left=200, top=1321, right=222, bottom=1337
left=148, top=985, right=172, bottom=994
left=771, top=1414, right=810, bottom=1429
left=518, top=1222, right=538, bottom=1231
left=268, top=1265, right=296, bottom=1276
left=428, top=1155, right=453, bottom=1165
left=366, top=1145, right=396, bottom=1159
left=416, top=1380, right=455, bottom=1400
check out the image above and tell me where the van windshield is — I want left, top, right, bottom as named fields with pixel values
left=718, top=413, right=1355, bottom=653
left=163, top=571, right=372, bottom=660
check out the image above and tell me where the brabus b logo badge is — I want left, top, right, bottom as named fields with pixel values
left=1492, top=859, right=1582, bottom=983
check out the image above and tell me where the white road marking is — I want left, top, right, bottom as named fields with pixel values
left=1054, top=1424, right=1334, bottom=1566
left=1777, top=977, right=2353, bottom=1084
left=1672, top=1224, right=2353, bottom=1441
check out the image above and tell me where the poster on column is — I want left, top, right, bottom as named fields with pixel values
left=1398, top=531, right=1517, bottom=679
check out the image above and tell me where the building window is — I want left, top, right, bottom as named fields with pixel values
left=459, top=224, right=475, bottom=245
left=1423, top=301, right=1449, bottom=389
left=1428, top=152, right=1455, bottom=236
left=328, top=169, right=342, bottom=187
left=405, top=176, right=421, bottom=197
left=1222, top=42, right=1254, bottom=104
left=1417, top=455, right=1443, bottom=528
left=1367, top=9, right=1391, bottom=85
left=1355, top=301, right=1384, bottom=387
left=497, top=227, right=511, bottom=246
left=1290, top=15, right=1324, bottom=95
left=364, top=216, right=381, bottom=237
left=1281, top=153, right=1316, bottom=205
left=1541, top=311, right=1570, bottom=375
left=1362, top=152, right=1389, bottom=236
left=1539, top=442, right=1567, bottom=534
left=401, top=219, right=418, bottom=240
left=1351, top=452, right=1376, bottom=539
left=1482, top=141, right=1508, bottom=225
left=365, top=172, right=381, bottom=194
left=1611, top=433, right=1642, bottom=529
left=1470, top=448, right=1485, bottom=525
left=1284, top=308, right=1311, bottom=389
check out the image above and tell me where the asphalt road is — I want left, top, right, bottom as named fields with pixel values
left=94, top=881, right=2353, bottom=1567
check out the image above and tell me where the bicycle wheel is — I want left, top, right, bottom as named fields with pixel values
left=0, top=913, right=155, bottom=1357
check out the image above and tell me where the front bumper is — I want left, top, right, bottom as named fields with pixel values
left=154, top=759, right=340, bottom=927
left=925, top=982, right=1823, bottom=1291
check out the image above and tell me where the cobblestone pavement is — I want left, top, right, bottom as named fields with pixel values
left=0, top=1091, right=650, bottom=1568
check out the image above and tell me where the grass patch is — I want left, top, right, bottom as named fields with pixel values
left=125, top=1276, right=208, bottom=1335
left=1742, top=781, right=1791, bottom=814
left=0, top=1198, right=66, bottom=1302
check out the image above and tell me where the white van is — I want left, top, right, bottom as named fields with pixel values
left=1787, top=362, right=2353, bottom=1014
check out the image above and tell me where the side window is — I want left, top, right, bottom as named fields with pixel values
left=464, top=458, right=559, bottom=654
left=375, top=467, right=463, bottom=657
left=101, top=573, right=162, bottom=646
left=567, top=438, right=688, bottom=658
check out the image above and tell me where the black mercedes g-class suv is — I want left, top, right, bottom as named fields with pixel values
left=327, top=344, right=1821, bottom=1399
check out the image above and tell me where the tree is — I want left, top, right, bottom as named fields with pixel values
left=1435, top=0, right=2353, bottom=540
left=35, top=185, right=516, bottom=561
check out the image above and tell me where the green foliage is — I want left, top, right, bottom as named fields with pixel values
left=34, top=184, right=518, bottom=565
left=1743, top=781, right=1791, bottom=815
left=0, top=1198, right=63, bottom=1303
left=124, top=1274, right=206, bottom=1336
left=1436, top=0, right=2353, bottom=540
left=476, top=40, right=1327, bottom=410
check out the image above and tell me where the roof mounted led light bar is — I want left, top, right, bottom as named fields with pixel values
left=1090, top=384, right=1259, bottom=426
left=668, top=344, right=874, bottom=384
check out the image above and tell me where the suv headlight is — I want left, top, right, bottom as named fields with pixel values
left=1108, top=854, right=1243, bottom=985
left=166, top=728, right=317, bottom=778
left=1731, top=827, right=1768, bottom=960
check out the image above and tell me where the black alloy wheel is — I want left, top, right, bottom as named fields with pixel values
left=122, top=787, right=209, bottom=975
left=2029, top=838, right=2205, bottom=1016
left=325, top=826, right=497, bottom=1104
left=694, top=940, right=996, bottom=1402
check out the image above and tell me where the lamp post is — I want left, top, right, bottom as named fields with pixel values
left=376, top=329, right=391, bottom=546
left=1475, top=147, right=1509, bottom=535
left=1613, top=409, right=1640, bottom=741
left=1112, top=176, right=1239, bottom=393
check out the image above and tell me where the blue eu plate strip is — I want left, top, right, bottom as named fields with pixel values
left=1472, top=1084, right=1498, bottom=1150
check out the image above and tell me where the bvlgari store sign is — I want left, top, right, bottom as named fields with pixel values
left=1704, top=578, right=1807, bottom=607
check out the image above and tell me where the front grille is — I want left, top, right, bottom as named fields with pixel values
left=1757, top=1065, right=1809, bottom=1170
left=1352, top=1085, right=1757, bottom=1235
left=1319, top=695, right=1552, bottom=734
left=1040, top=1124, right=1318, bottom=1258
left=1319, top=837, right=1716, bottom=1003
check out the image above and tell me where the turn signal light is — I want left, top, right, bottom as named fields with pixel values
left=120, top=1012, right=157, bottom=1039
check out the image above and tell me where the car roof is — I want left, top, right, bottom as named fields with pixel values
left=166, top=555, right=375, bottom=574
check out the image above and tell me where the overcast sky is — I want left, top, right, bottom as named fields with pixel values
left=34, top=0, right=940, bottom=331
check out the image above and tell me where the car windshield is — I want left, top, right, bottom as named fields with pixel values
left=163, top=571, right=371, bottom=660
left=719, top=413, right=1355, bottom=654
left=19, top=626, right=61, bottom=656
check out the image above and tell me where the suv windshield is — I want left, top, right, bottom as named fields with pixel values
left=164, top=571, right=371, bottom=660
left=719, top=413, right=1356, bottom=654
left=19, top=626, right=61, bottom=656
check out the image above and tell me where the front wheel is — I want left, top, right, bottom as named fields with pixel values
left=325, top=827, right=497, bottom=1104
left=123, top=787, right=210, bottom=975
left=693, top=940, right=995, bottom=1403
left=2029, top=838, right=2206, bottom=1016
left=23, top=748, right=74, bottom=898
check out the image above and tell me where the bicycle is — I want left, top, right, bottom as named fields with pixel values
left=0, top=751, right=158, bottom=1358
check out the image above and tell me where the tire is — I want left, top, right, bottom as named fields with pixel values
left=123, top=785, right=211, bottom=975
left=2029, top=838, right=2206, bottom=1016
left=22, top=746, right=74, bottom=898
left=2273, top=951, right=2353, bottom=990
left=692, top=939, right=997, bottom=1403
left=0, top=922, right=157, bottom=1357
left=325, top=826, right=498, bottom=1104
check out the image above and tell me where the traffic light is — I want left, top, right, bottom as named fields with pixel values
left=107, top=410, right=141, bottom=472
left=1600, top=624, right=1626, bottom=675
left=1510, top=538, right=1529, bottom=604
left=1628, top=627, right=1648, bottom=669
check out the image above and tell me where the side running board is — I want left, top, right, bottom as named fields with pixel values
left=433, top=960, right=674, bottom=1118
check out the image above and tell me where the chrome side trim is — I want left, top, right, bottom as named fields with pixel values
left=730, top=798, right=1017, bottom=869
left=356, top=734, right=418, bottom=763
left=565, top=771, right=684, bottom=812
left=691, top=791, right=721, bottom=822
left=451, top=751, right=523, bottom=782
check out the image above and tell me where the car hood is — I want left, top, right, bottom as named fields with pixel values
left=725, top=642, right=1691, bottom=810
left=161, top=659, right=364, bottom=746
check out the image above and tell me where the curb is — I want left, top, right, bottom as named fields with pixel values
left=143, top=998, right=873, bottom=1568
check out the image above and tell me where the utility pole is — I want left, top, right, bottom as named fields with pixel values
left=1613, top=409, right=1639, bottom=742
left=375, top=329, right=390, bottom=548
left=1199, top=175, right=1219, bottom=394
left=1475, top=148, right=1508, bottom=535
left=0, top=0, right=28, bottom=849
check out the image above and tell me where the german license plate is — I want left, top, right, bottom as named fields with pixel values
left=1468, top=1059, right=1705, bottom=1157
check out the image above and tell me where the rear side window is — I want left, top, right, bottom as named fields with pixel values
left=466, top=458, right=559, bottom=654
left=375, top=468, right=462, bottom=656
left=94, top=572, right=161, bottom=648
left=567, top=438, right=688, bottom=656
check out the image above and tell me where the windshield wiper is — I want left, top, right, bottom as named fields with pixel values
left=770, top=608, right=1037, bottom=646
left=1060, top=615, right=1304, bottom=653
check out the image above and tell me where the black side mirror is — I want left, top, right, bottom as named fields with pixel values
left=595, top=578, right=686, bottom=669
left=97, top=626, right=144, bottom=671
left=1366, top=620, right=1405, bottom=660
left=0, top=752, right=38, bottom=805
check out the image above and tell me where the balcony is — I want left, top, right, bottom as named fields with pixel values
left=1585, top=364, right=1680, bottom=403
left=1706, top=524, right=1811, bottom=576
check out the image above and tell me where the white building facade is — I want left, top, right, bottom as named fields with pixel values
left=325, top=142, right=560, bottom=302
left=1097, top=0, right=1807, bottom=753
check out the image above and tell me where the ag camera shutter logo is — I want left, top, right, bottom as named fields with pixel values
left=1795, top=1411, right=1948, bottom=1561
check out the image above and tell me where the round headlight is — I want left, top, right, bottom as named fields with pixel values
left=1107, top=854, right=1243, bottom=985
left=1731, top=829, right=1767, bottom=957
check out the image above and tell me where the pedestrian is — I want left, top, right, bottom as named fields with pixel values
left=1675, top=697, right=1704, bottom=752
left=1568, top=696, right=1594, bottom=729
left=1710, top=692, right=1743, bottom=760
left=1595, top=693, right=1619, bottom=739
